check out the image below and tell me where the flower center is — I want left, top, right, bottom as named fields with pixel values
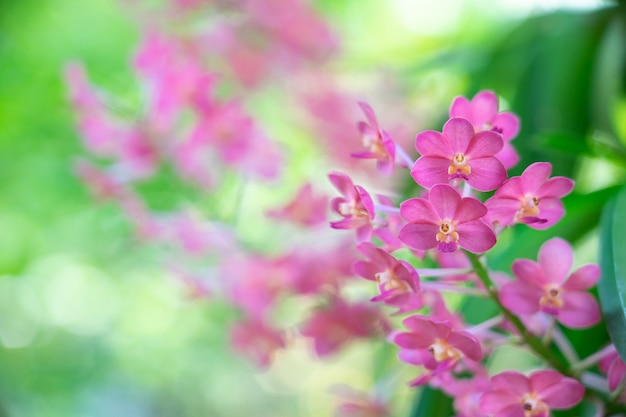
left=338, top=201, right=368, bottom=218
left=516, top=195, right=542, bottom=221
left=540, top=285, right=563, bottom=315
left=448, top=153, right=471, bottom=180
left=375, top=269, right=410, bottom=293
left=521, top=394, right=549, bottom=417
left=428, top=339, right=462, bottom=362
left=436, top=221, right=459, bottom=252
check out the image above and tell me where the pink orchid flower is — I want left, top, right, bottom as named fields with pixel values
left=412, top=117, right=506, bottom=192
left=399, top=184, right=496, bottom=253
left=332, top=385, right=390, bottom=417
left=479, top=370, right=584, bottom=417
left=354, top=242, right=423, bottom=314
left=449, top=90, right=520, bottom=169
left=499, top=237, right=601, bottom=328
left=329, top=172, right=375, bottom=242
left=485, top=162, right=574, bottom=229
left=390, top=315, right=483, bottom=386
left=350, top=101, right=397, bottom=175
left=599, top=346, right=626, bottom=392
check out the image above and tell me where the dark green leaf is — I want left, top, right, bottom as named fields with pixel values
left=598, top=184, right=626, bottom=360
left=409, top=386, right=453, bottom=417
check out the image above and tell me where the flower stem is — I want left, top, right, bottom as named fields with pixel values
left=463, top=251, right=572, bottom=377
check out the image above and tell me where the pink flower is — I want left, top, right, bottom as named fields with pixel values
left=230, top=318, right=286, bottom=368
left=354, top=243, right=423, bottom=314
left=329, top=172, right=375, bottom=242
left=499, top=237, right=601, bottom=328
left=332, top=385, right=390, bottom=417
left=599, top=347, right=626, bottom=392
left=266, top=183, right=328, bottom=227
left=479, top=370, right=584, bottom=417
left=399, top=184, right=496, bottom=253
left=412, top=117, right=506, bottom=192
left=300, top=297, right=389, bottom=357
left=351, top=101, right=396, bottom=174
left=449, top=90, right=520, bottom=169
left=390, top=315, right=483, bottom=386
left=484, top=162, right=574, bottom=230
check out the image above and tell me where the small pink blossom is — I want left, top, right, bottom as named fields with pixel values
left=449, top=90, right=520, bottom=169
left=354, top=243, right=423, bottom=314
left=351, top=101, right=396, bottom=174
left=390, top=315, right=483, bottom=386
left=479, top=370, right=584, bottom=417
left=412, top=117, right=506, bottom=192
left=329, top=172, right=375, bottom=242
left=485, top=162, right=574, bottom=229
left=499, top=237, right=601, bottom=328
left=332, top=385, right=390, bottom=417
left=399, top=184, right=496, bottom=253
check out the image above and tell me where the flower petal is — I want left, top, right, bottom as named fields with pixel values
left=492, top=111, right=520, bottom=141
left=415, top=130, right=451, bottom=158
left=520, top=162, right=552, bottom=193
left=454, top=196, right=488, bottom=223
left=466, top=130, right=503, bottom=158
left=512, top=259, right=546, bottom=286
left=429, top=184, right=461, bottom=220
left=499, top=280, right=542, bottom=314
left=400, top=198, right=439, bottom=224
left=564, top=264, right=600, bottom=291
left=559, top=291, right=601, bottom=328
left=442, top=117, right=475, bottom=152
left=538, top=377, right=584, bottom=409
left=491, top=371, right=531, bottom=396
left=467, top=156, right=507, bottom=192
left=479, top=391, right=520, bottom=415
left=399, top=223, right=438, bottom=251
left=538, top=238, right=572, bottom=284
left=456, top=220, right=496, bottom=253
left=537, top=176, right=574, bottom=198
left=411, top=156, right=451, bottom=189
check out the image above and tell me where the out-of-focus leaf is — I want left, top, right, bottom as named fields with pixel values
left=598, top=184, right=626, bottom=360
left=409, top=386, right=453, bottom=417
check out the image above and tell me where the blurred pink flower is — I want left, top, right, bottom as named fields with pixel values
left=449, top=90, right=520, bottom=169
left=230, top=318, right=286, bottom=368
left=300, top=297, right=389, bottom=357
left=329, top=172, right=375, bottom=242
left=599, top=346, right=626, bottom=392
left=399, top=184, right=495, bottom=253
left=499, top=237, right=600, bottom=328
left=332, top=385, right=390, bottom=417
left=479, top=370, right=584, bottom=417
left=411, top=117, right=506, bottom=192
left=351, top=101, right=396, bottom=175
left=485, top=162, right=574, bottom=229
left=266, top=183, right=328, bottom=227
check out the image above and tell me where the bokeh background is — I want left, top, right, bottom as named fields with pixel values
left=1, top=0, right=625, bottom=416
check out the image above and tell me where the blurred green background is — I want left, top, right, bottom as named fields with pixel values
left=1, top=0, right=626, bottom=416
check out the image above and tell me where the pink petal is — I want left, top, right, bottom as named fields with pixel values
left=493, top=176, right=523, bottom=199
left=442, top=117, right=475, bottom=152
left=537, top=377, right=584, bottom=408
left=470, top=90, right=499, bottom=127
left=456, top=220, right=496, bottom=253
left=537, top=176, right=575, bottom=198
left=454, top=196, right=488, bottom=224
left=398, top=349, right=427, bottom=366
left=497, top=404, right=526, bottom=417
left=415, top=130, right=452, bottom=158
left=358, top=101, right=379, bottom=131
left=492, top=112, right=520, bottom=141
left=353, top=261, right=380, bottom=281
left=484, top=196, right=520, bottom=227
left=608, top=356, right=626, bottom=391
left=399, top=223, right=438, bottom=250
left=496, top=142, right=520, bottom=170
left=529, top=370, right=564, bottom=393
left=400, top=198, right=439, bottom=224
left=411, top=156, right=451, bottom=188
left=499, top=280, right=542, bottom=314
left=512, top=259, right=547, bottom=286
left=429, top=184, right=461, bottom=219
left=466, top=130, right=503, bottom=158
left=357, top=121, right=377, bottom=138
left=520, top=162, right=552, bottom=193
left=491, top=371, right=531, bottom=395
left=447, top=330, right=482, bottom=361
left=564, top=264, right=600, bottom=291
left=559, top=291, right=601, bottom=328
left=538, top=238, right=572, bottom=284
left=328, top=171, right=354, bottom=196
left=467, top=156, right=507, bottom=192
left=449, top=96, right=471, bottom=120
left=479, top=390, right=520, bottom=414
left=393, top=332, right=430, bottom=349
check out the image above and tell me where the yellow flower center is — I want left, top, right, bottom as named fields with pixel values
left=521, top=394, right=549, bottom=417
left=436, top=221, right=459, bottom=244
left=448, top=153, right=471, bottom=178
left=517, top=195, right=541, bottom=220
left=540, top=285, right=563, bottom=314
left=375, top=269, right=410, bottom=293
left=428, top=339, right=462, bottom=362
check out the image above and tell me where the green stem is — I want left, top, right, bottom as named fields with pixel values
left=464, top=251, right=573, bottom=377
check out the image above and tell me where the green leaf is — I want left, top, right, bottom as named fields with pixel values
left=598, top=183, right=626, bottom=360
left=408, top=386, right=453, bottom=417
